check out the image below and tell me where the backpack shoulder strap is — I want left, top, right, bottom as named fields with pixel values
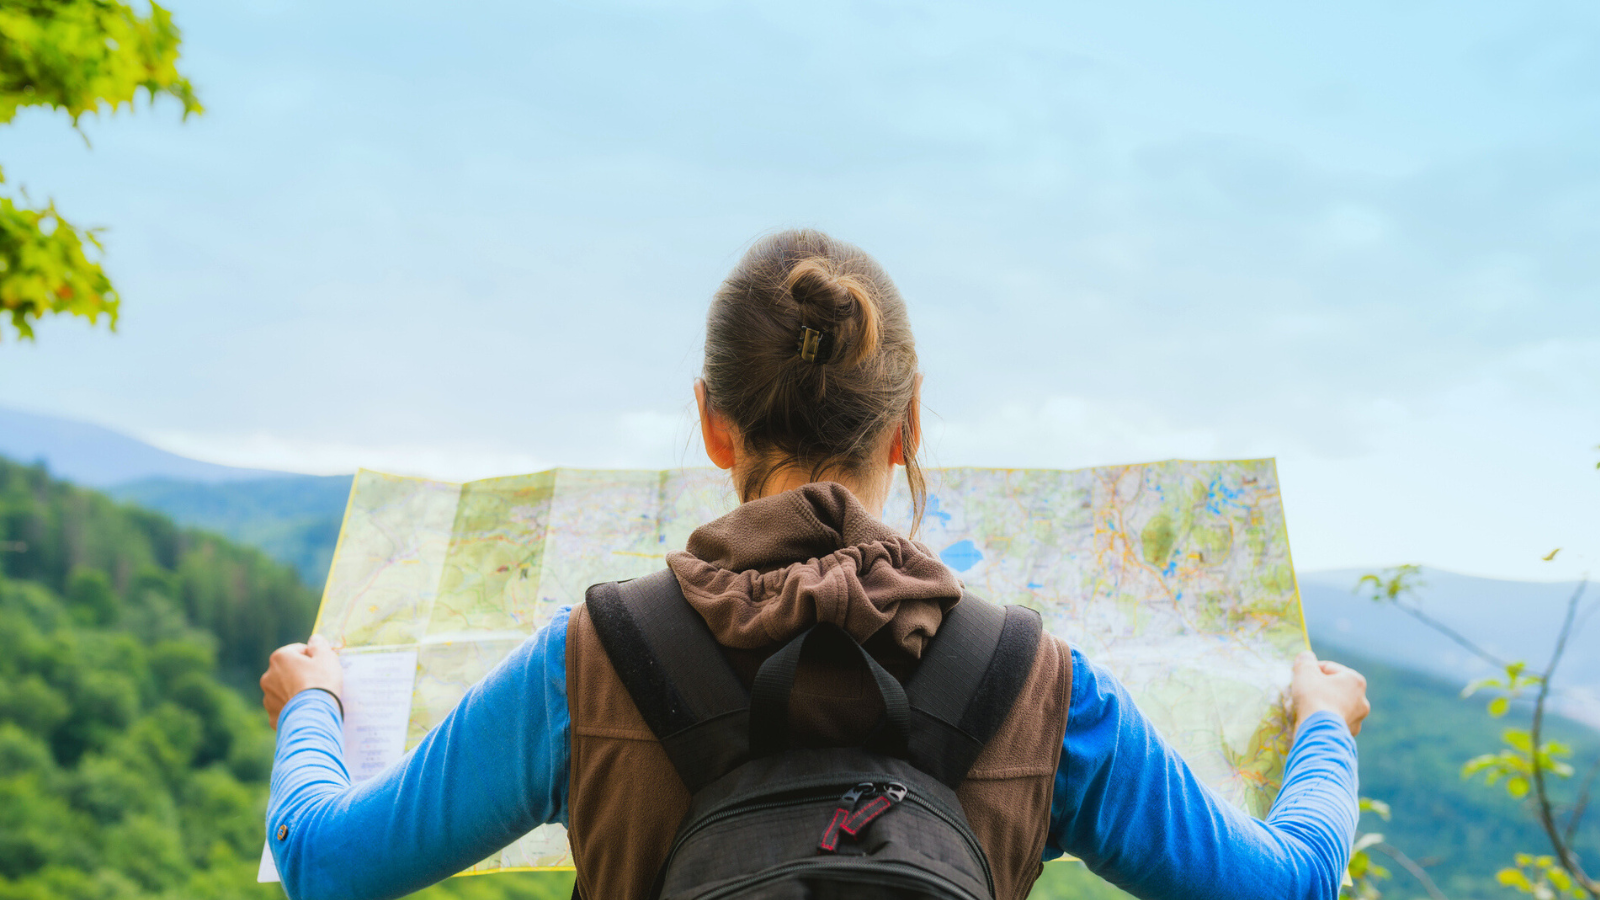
left=904, top=593, right=1043, bottom=788
left=585, top=569, right=751, bottom=792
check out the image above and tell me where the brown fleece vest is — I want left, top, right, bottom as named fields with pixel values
left=565, top=602, right=1073, bottom=900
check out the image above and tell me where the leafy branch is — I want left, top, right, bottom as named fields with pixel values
left=1525, top=581, right=1596, bottom=896
left=1346, top=797, right=1392, bottom=900
left=1354, top=555, right=1598, bottom=898
left=0, top=0, right=201, bottom=342
left=0, top=189, right=117, bottom=339
left=0, top=0, right=202, bottom=127
left=1499, top=853, right=1588, bottom=900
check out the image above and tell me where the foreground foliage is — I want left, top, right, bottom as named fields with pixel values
left=0, top=0, right=202, bottom=341
left=1335, top=645, right=1599, bottom=899
left=1345, top=568, right=1598, bottom=897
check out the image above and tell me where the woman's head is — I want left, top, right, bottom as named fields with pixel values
left=699, top=229, right=925, bottom=528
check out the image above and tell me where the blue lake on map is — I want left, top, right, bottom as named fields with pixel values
left=939, top=539, right=984, bottom=572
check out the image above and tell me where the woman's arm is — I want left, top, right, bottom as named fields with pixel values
left=1044, top=648, right=1360, bottom=900
left=265, top=607, right=572, bottom=900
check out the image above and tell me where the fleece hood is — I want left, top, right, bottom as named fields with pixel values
left=664, top=481, right=963, bottom=658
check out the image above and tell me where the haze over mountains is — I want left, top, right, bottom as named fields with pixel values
left=0, top=407, right=289, bottom=486
left=0, top=407, right=351, bottom=587
left=3, top=405, right=1593, bottom=729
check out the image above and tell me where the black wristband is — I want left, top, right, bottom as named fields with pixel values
left=304, top=687, right=345, bottom=721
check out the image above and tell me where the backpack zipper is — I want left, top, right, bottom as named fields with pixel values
left=819, top=782, right=904, bottom=852
left=902, top=792, right=994, bottom=896
left=668, top=770, right=898, bottom=850
left=694, top=857, right=987, bottom=900
left=663, top=776, right=995, bottom=898
left=663, top=784, right=845, bottom=865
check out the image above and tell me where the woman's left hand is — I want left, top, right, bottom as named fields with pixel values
left=261, top=634, right=344, bottom=729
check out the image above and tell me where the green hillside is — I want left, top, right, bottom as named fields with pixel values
left=0, top=456, right=307, bottom=899
left=0, top=461, right=322, bottom=690
left=107, top=476, right=353, bottom=591
left=0, top=457, right=572, bottom=900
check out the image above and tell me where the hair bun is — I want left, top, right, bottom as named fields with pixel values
left=701, top=229, right=925, bottom=532
left=784, top=257, right=882, bottom=368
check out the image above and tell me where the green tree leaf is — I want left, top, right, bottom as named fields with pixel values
left=1357, top=796, right=1391, bottom=821
left=1499, top=867, right=1535, bottom=892
left=1504, top=728, right=1532, bottom=753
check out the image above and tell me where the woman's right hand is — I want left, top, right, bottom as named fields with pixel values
left=1291, top=650, right=1370, bottom=736
left=261, top=634, right=344, bottom=730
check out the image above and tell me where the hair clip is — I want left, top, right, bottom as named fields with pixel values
left=797, top=326, right=833, bottom=363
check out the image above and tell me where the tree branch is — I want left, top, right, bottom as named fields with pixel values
left=1574, top=594, right=1600, bottom=647
left=1530, top=579, right=1597, bottom=897
left=1391, top=601, right=1511, bottom=670
left=1372, top=841, right=1451, bottom=900
left=1567, top=753, right=1600, bottom=847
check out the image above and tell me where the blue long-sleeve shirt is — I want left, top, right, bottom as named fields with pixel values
left=267, top=607, right=1358, bottom=900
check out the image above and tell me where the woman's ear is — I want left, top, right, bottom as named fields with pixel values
left=695, top=379, right=738, bottom=471
left=889, top=374, right=923, bottom=466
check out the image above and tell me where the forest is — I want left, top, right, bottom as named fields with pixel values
left=0, top=456, right=573, bottom=900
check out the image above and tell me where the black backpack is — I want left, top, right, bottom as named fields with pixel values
left=585, top=569, right=1042, bottom=900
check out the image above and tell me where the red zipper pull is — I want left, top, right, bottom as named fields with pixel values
left=841, top=782, right=905, bottom=837
left=819, top=783, right=877, bottom=853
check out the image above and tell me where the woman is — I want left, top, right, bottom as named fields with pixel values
left=261, top=229, right=1368, bottom=900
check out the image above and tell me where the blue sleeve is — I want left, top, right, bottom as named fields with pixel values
left=267, top=607, right=572, bottom=900
left=1044, top=648, right=1358, bottom=900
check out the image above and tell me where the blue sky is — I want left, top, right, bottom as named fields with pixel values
left=2, top=0, right=1597, bottom=580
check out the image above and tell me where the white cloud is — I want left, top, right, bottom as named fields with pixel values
left=138, top=430, right=552, bottom=483
left=921, top=396, right=1226, bottom=471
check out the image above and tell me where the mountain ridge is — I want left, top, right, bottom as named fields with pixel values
left=0, top=407, right=293, bottom=487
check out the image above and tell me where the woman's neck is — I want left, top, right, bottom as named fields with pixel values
left=744, top=465, right=890, bottom=518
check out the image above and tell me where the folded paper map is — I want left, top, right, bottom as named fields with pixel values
left=267, top=459, right=1308, bottom=878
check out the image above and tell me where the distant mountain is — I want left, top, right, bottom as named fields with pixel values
left=0, top=406, right=288, bottom=486
left=0, top=407, right=354, bottom=587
